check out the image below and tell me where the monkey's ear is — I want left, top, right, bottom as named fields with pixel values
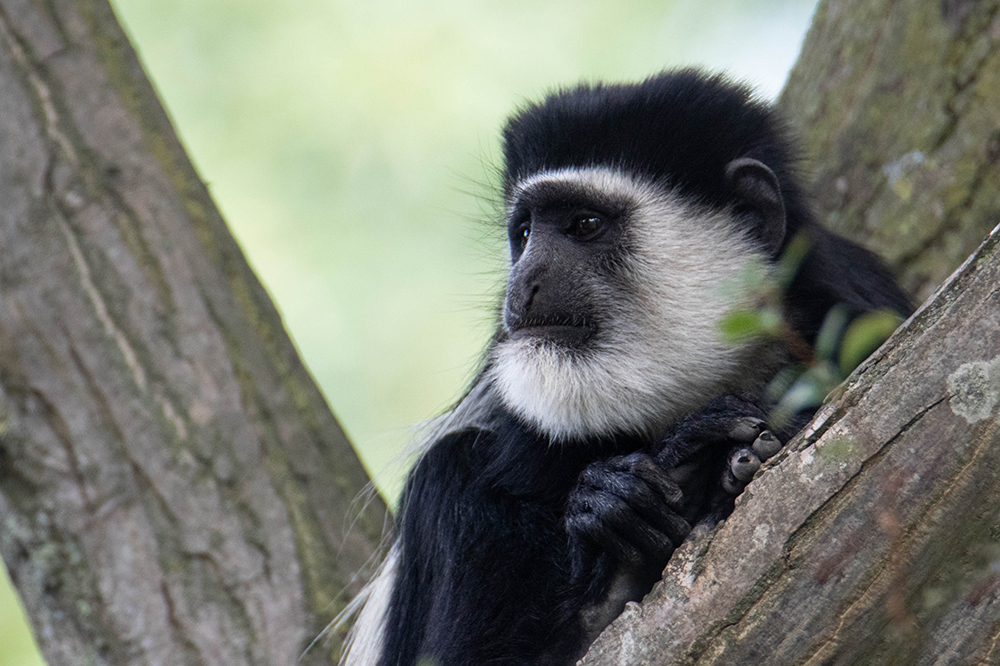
left=724, top=157, right=786, bottom=257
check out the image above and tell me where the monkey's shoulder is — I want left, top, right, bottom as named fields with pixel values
left=404, top=416, right=616, bottom=511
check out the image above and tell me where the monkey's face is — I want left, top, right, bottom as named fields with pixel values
left=489, top=167, right=780, bottom=441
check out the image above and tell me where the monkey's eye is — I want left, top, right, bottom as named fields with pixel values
left=509, top=221, right=530, bottom=258
left=512, top=224, right=530, bottom=251
left=568, top=214, right=604, bottom=240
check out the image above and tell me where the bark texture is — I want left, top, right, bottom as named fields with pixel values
left=780, top=0, right=1000, bottom=302
left=583, top=0, right=1000, bottom=662
left=0, top=1, right=388, bottom=665
left=3, top=0, right=998, bottom=664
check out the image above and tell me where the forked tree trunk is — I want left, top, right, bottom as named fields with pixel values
left=583, top=0, right=1000, bottom=663
left=0, top=1, right=387, bottom=664
left=1, top=0, right=999, bottom=665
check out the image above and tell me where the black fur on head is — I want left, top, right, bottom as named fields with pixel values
left=501, top=69, right=812, bottom=255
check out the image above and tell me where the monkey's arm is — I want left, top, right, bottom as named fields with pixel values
left=382, top=428, right=586, bottom=666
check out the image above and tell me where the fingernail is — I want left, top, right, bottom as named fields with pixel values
left=753, top=431, right=782, bottom=459
left=730, top=447, right=761, bottom=482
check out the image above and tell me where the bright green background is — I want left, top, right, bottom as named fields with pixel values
left=0, top=0, right=817, bottom=662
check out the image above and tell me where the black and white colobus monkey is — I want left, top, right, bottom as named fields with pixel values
left=342, top=70, right=912, bottom=666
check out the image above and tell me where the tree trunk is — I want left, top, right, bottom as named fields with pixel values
left=582, top=0, right=1000, bottom=663
left=781, top=0, right=1000, bottom=302
left=0, top=1, right=388, bottom=665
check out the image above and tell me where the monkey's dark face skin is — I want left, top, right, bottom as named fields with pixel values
left=503, top=181, right=631, bottom=349
left=341, top=70, right=914, bottom=666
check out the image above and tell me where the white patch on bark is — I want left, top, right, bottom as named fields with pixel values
left=948, top=356, right=1000, bottom=423
left=753, top=523, right=771, bottom=550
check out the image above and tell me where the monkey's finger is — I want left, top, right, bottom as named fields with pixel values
left=721, top=466, right=746, bottom=495
left=729, top=447, right=761, bottom=482
left=644, top=507, right=692, bottom=546
left=579, top=468, right=670, bottom=516
left=568, top=486, right=689, bottom=558
left=604, top=509, right=685, bottom=564
left=727, top=417, right=767, bottom=442
left=566, top=498, right=659, bottom=565
left=752, top=430, right=782, bottom=460
left=597, top=454, right=685, bottom=509
left=626, top=455, right=686, bottom=509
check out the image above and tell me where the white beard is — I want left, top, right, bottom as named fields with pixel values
left=489, top=167, right=783, bottom=441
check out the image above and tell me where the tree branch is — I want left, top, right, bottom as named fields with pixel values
left=780, top=0, right=1000, bottom=302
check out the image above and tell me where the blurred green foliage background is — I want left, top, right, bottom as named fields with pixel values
left=1, top=0, right=818, bottom=663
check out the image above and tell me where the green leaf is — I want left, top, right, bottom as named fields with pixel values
left=719, top=306, right=784, bottom=343
left=813, top=304, right=851, bottom=363
left=719, top=309, right=766, bottom=342
left=773, top=230, right=814, bottom=289
left=839, top=310, right=903, bottom=376
left=768, top=362, right=841, bottom=428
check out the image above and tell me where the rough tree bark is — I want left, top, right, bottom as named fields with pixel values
left=782, top=0, right=1000, bottom=301
left=0, top=1, right=388, bottom=665
left=1, top=0, right=998, bottom=665
left=583, top=0, right=1000, bottom=663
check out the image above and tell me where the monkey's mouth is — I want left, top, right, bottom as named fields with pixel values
left=507, top=317, right=596, bottom=346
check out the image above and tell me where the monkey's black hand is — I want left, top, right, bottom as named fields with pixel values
left=721, top=428, right=781, bottom=491
left=652, top=395, right=785, bottom=527
left=565, top=452, right=691, bottom=584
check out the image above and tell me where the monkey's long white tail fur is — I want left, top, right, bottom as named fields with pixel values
left=337, top=543, right=400, bottom=666
left=334, top=379, right=498, bottom=665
